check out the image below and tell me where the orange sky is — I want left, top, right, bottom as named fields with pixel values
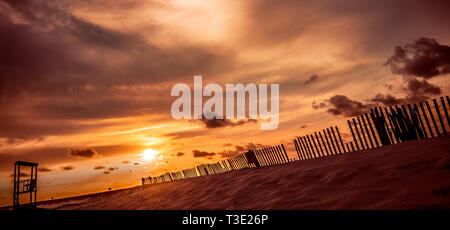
left=1, top=0, right=450, bottom=206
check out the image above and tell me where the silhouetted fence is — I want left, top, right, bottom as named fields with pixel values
left=142, top=96, right=449, bottom=186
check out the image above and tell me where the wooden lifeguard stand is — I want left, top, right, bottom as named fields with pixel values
left=13, top=161, right=38, bottom=209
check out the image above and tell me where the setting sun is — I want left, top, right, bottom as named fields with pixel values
left=142, top=149, right=160, bottom=161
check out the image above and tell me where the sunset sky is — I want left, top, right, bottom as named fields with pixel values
left=1, top=0, right=450, bottom=206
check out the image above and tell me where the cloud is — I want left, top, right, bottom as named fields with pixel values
left=192, top=150, right=216, bottom=158
left=313, top=95, right=371, bottom=117
left=194, top=115, right=257, bottom=129
left=121, top=160, right=130, bottom=164
left=94, top=166, right=105, bottom=170
left=108, top=167, right=118, bottom=171
left=386, top=37, right=450, bottom=79
left=61, top=165, right=74, bottom=171
left=38, top=167, right=52, bottom=172
left=312, top=101, right=327, bottom=110
left=369, top=93, right=404, bottom=106
left=0, top=0, right=234, bottom=141
left=218, top=142, right=265, bottom=158
left=133, top=162, right=140, bottom=165
left=299, top=125, right=307, bottom=129
left=103, top=171, right=110, bottom=174
left=176, top=152, right=184, bottom=157
left=68, top=148, right=98, bottom=158
left=304, top=74, right=319, bottom=84
left=404, top=78, right=441, bottom=96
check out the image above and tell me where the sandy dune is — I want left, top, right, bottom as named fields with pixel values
left=38, top=136, right=450, bottom=210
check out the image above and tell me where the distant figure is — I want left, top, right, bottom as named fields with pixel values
left=244, top=149, right=260, bottom=167
left=142, top=177, right=145, bottom=185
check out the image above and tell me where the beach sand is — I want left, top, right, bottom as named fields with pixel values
left=37, top=136, right=450, bottom=210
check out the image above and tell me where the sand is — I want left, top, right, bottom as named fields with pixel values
left=37, top=136, right=450, bottom=210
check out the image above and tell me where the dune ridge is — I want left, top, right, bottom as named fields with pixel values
left=38, top=136, right=450, bottom=210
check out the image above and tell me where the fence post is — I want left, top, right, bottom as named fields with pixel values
left=306, top=135, right=317, bottom=158
left=433, top=99, right=447, bottom=136
left=347, top=120, right=359, bottom=150
left=293, top=139, right=303, bottom=160
left=310, top=134, right=321, bottom=157
left=419, top=102, right=434, bottom=138
left=335, top=126, right=346, bottom=153
left=357, top=116, right=369, bottom=149
left=382, top=107, right=397, bottom=144
left=439, top=97, right=450, bottom=131
left=281, top=144, right=289, bottom=162
left=326, top=128, right=336, bottom=154
left=264, top=148, right=273, bottom=165
left=360, top=115, right=374, bottom=148
left=302, top=137, right=313, bottom=159
left=365, top=113, right=379, bottom=147
left=330, top=126, right=342, bottom=154
left=425, top=101, right=441, bottom=137
left=407, top=104, right=425, bottom=139
left=318, top=132, right=329, bottom=156
left=299, top=137, right=310, bottom=159
left=314, top=132, right=324, bottom=156
left=270, top=146, right=280, bottom=164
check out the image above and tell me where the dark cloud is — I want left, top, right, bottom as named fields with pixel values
left=370, top=93, right=404, bottom=106
left=103, top=171, right=110, bottom=175
left=38, top=167, right=52, bottom=172
left=61, top=165, right=74, bottom=171
left=313, top=95, right=371, bottom=117
left=121, top=160, right=130, bottom=164
left=195, top=115, right=257, bottom=129
left=218, top=142, right=265, bottom=158
left=68, top=148, right=98, bottom=158
left=176, top=152, right=184, bottom=157
left=108, top=167, right=118, bottom=171
left=312, top=101, right=327, bottom=110
left=299, top=125, right=307, bottom=129
left=192, top=150, right=216, bottom=158
left=234, top=145, right=246, bottom=152
left=94, top=166, right=105, bottom=170
left=304, top=74, right=319, bottom=85
left=404, top=78, right=441, bottom=96
left=223, top=143, right=233, bottom=147
left=386, top=37, right=450, bottom=79
left=0, top=0, right=234, bottom=141
left=133, top=163, right=140, bottom=166
left=366, top=38, right=448, bottom=107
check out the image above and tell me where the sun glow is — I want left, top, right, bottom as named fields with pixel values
left=142, top=148, right=160, bottom=161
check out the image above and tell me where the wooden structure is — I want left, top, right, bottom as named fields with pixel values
left=141, top=96, right=450, bottom=186
left=13, top=161, right=38, bottom=209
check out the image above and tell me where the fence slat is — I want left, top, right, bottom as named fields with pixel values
left=433, top=99, right=447, bottom=135
left=360, top=115, right=374, bottom=149
left=425, top=101, right=440, bottom=137
left=357, top=116, right=369, bottom=149
left=281, top=144, right=289, bottom=162
left=365, top=113, right=379, bottom=147
left=347, top=120, right=359, bottom=150
left=330, top=126, right=341, bottom=154
left=314, top=132, right=324, bottom=156
left=302, top=136, right=313, bottom=159
left=310, top=134, right=321, bottom=157
left=440, top=97, right=450, bottom=131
